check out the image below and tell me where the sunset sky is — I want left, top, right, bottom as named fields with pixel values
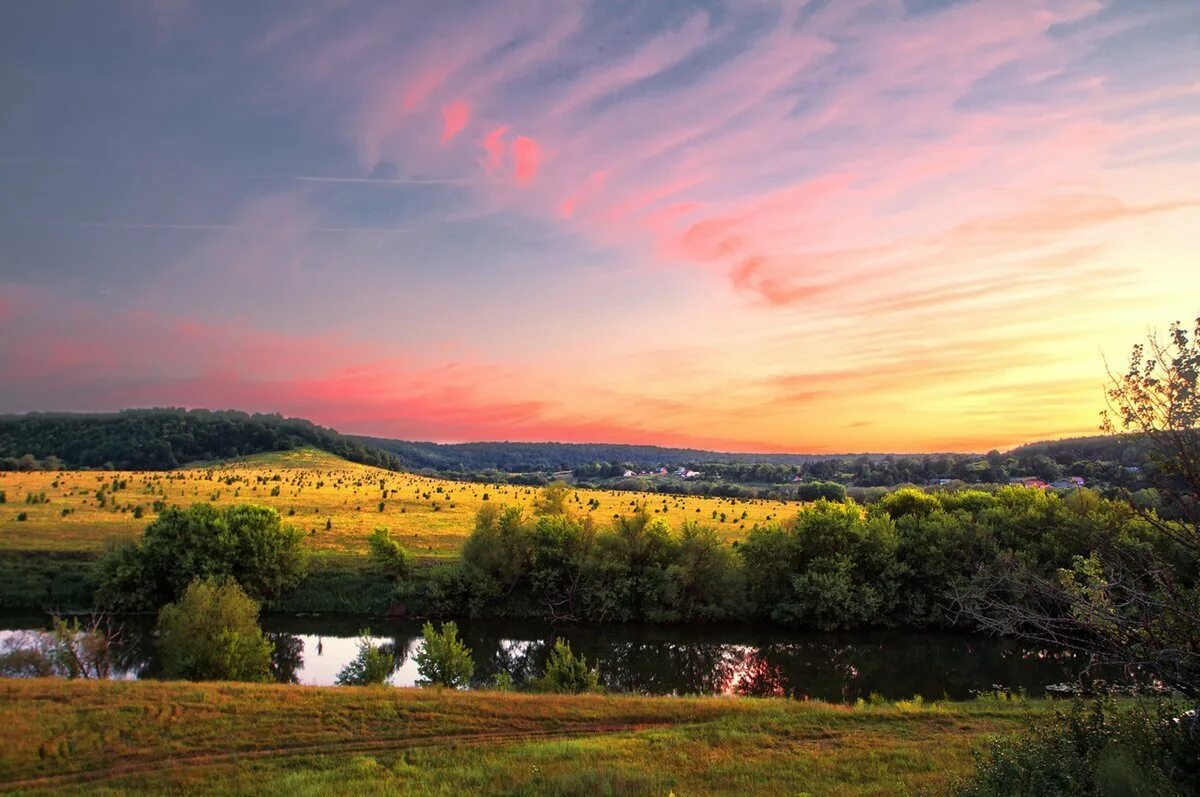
left=2, top=0, right=1198, bottom=453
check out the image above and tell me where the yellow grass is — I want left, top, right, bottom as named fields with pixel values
left=0, top=449, right=801, bottom=558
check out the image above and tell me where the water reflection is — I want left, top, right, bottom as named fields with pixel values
left=0, top=614, right=1084, bottom=701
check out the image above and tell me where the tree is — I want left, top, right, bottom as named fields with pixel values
left=535, top=638, right=601, bottom=693
left=366, top=527, right=412, bottom=580
left=0, top=614, right=122, bottom=679
left=961, top=318, right=1200, bottom=698
left=533, top=482, right=571, bottom=516
left=156, top=577, right=274, bottom=682
left=461, top=505, right=529, bottom=595
left=665, top=522, right=744, bottom=622
left=414, top=621, right=474, bottom=687
left=96, top=503, right=307, bottom=610
left=336, top=630, right=395, bottom=686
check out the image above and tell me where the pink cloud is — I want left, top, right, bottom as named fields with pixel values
left=559, top=170, right=608, bottom=218
left=440, top=101, right=470, bottom=144
left=513, top=136, right=540, bottom=185
left=480, top=126, right=509, bottom=174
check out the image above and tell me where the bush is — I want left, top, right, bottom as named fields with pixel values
left=535, top=638, right=601, bottom=693
left=414, top=621, right=473, bottom=687
left=794, top=481, right=847, bottom=502
left=335, top=630, right=394, bottom=686
left=156, top=577, right=273, bottom=682
left=0, top=615, right=119, bottom=679
left=954, top=699, right=1198, bottom=796
left=96, top=503, right=307, bottom=610
left=366, top=528, right=412, bottom=580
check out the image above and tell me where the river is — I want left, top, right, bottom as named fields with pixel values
left=0, top=614, right=1085, bottom=701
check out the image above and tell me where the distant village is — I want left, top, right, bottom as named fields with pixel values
left=620, top=467, right=1099, bottom=492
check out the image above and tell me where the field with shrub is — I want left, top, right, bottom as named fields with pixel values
left=0, top=449, right=794, bottom=558
left=0, top=677, right=1042, bottom=795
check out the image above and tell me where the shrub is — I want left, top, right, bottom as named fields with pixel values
left=156, top=577, right=273, bottom=682
left=0, top=615, right=119, bottom=679
left=414, top=621, right=473, bottom=687
left=335, top=630, right=394, bottom=686
left=366, top=527, right=412, bottom=580
left=954, top=699, right=1198, bottom=796
left=535, top=638, right=601, bottom=693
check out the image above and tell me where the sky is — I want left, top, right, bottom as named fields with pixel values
left=1, top=0, right=1198, bottom=453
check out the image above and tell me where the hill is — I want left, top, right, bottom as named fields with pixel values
left=353, top=436, right=853, bottom=472
left=0, top=448, right=797, bottom=559
left=0, top=409, right=402, bottom=471
left=1006, top=433, right=1150, bottom=466
left=0, top=409, right=1155, bottom=490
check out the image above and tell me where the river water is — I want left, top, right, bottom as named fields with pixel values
left=0, top=614, right=1085, bottom=701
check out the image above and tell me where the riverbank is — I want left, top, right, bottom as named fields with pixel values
left=0, top=678, right=1043, bottom=795
left=0, top=551, right=396, bottom=614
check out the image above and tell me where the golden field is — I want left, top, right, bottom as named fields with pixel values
left=0, top=449, right=799, bottom=558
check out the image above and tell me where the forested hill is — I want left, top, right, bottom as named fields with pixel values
left=1006, top=434, right=1150, bottom=465
left=0, top=410, right=403, bottom=471
left=0, top=409, right=1152, bottom=483
left=355, top=437, right=869, bottom=472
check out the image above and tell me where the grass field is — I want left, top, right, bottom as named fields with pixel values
left=0, top=678, right=1039, bottom=795
left=0, top=449, right=800, bottom=558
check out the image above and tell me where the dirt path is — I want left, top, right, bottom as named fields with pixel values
left=0, top=721, right=673, bottom=793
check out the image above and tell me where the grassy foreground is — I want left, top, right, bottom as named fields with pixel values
left=0, top=679, right=1040, bottom=796
left=0, top=449, right=797, bottom=558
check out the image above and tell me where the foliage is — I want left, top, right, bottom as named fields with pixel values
left=954, top=700, right=1199, bottom=796
left=156, top=577, right=274, bottom=682
left=962, top=318, right=1200, bottom=697
left=414, top=621, right=474, bottom=688
left=96, top=503, right=307, bottom=610
left=366, top=527, right=412, bottom=580
left=0, top=408, right=403, bottom=471
left=0, top=614, right=120, bottom=679
left=335, top=630, right=395, bottom=686
left=533, top=638, right=601, bottom=693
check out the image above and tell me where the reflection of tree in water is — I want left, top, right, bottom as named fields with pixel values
left=459, top=630, right=548, bottom=687
left=1, top=614, right=1087, bottom=697
left=730, top=649, right=788, bottom=698
left=377, top=636, right=410, bottom=678
left=589, top=641, right=747, bottom=695
left=268, top=633, right=304, bottom=684
left=105, top=618, right=156, bottom=679
left=732, top=635, right=1084, bottom=702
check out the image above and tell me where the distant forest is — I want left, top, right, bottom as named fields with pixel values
left=0, top=410, right=403, bottom=471
left=0, top=410, right=1153, bottom=493
left=353, top=436, right=847, bottom=471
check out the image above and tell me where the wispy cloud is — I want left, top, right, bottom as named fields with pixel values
left=3, top=0, right=1199, bottom=451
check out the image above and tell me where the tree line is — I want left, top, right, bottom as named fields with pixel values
left=0, top=409, right=403, bottom=471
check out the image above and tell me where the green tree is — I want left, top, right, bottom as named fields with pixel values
left=879, top=487, right=940, bottom=519
left=536, top=638, right=601, bottom=693
left=156, top=577, right=273, bottom=682
left=336, top=630, right=394, bottom=686
left=414, top=621, right=473, bottom=688
left=462, top=504, right=530, bottom=595
left=96, top=503, right=307, bottom=610
left=665, top=522, right=744, bottom=622
left=532, top=482, right=571, bottom=516
left=366, top=527, right=412, bottom=580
